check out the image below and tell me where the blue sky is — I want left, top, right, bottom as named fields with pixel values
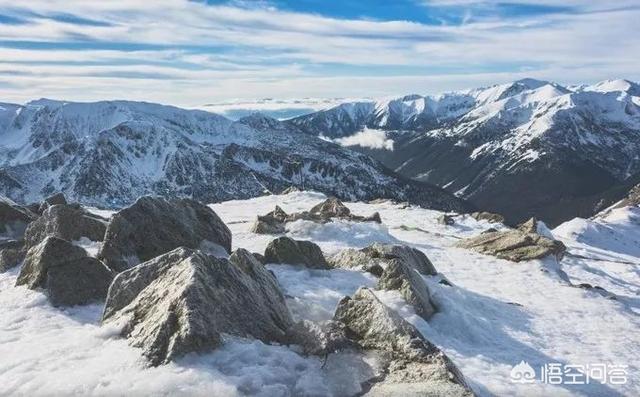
left=0, top=0, right=637, bottom=108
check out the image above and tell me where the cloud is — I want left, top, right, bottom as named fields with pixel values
left=331, top=129, right=395, bottom=150
left=0, top=0, right=636, bottom=106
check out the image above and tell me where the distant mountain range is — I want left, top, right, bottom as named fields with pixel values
left=0, top=99, right=468, bottom=213
left=288, top=78, right=640, bottom=225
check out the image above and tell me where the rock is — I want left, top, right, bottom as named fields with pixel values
left=328, top=248, right=385, bottom=276
left=438, top=214, right=455, bottom=226
left=481, top=228, right=499, bottom=234
left=0, top=199, right=36, bottom=238
left=287, top=319, right=354, bottom=356
left=471, top=211, right=505, bottom=224
left=330, top=243, right=437, bottom=277
left=377, top=261, right=437, bottom=320
left=517, top=217, right=538, bottom=234
left=98, top=196, right=231, bottom=272
left=456, top=229, right=566, bottom=262
left=264, top=236, right=329, bottom=269
left=252, top=252, right=266, bottom=264
left=281, top=186, right=301, bottom=194
left=250, top=205, right=288, bottom=234
left=333, top=288, right=472, bottom=397
left=0, top=239, right=26, bottom=272
left=310, top=197, right=352, bottom=219
left=46, top=256, right=114, bottom=306
left=16, top=236, right=88, bottom=288
left=102, top=247, right=293, bottom=366
left=24, top=204, right=107, bottom=249
left=16, top=236, right=113, bottom=305
left=39, top=192, right=67, bottom=213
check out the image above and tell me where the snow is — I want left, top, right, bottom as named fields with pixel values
left=1, top=191, right=639, bottom=396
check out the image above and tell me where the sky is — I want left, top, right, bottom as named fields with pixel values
left=0, top=0, right=638, bottom=110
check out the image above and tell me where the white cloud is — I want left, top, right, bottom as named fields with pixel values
left=0, top=0, right=636, bottom=106
left=332, top=129, right=395, bottom=150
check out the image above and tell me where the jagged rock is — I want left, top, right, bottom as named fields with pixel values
left=310, top=197, right=352, bottom=219
left=287, top=319, right=355, bottom=356
left=471, top=211, right=505, bottom=224
left=0, top=239, right=26, bottom=272
left=333, top=288, right=472, bottom=397
left=15, top=236, right=113, bottom=305
left=377, top=261, right=437, bottom=320
left=250, top=205, right=288, bottom=234
left=330, top=243, right=437, bottom=277
left=264, top=236, right=329, bottom=269
left=47, top=256, right=114, bottom=306
left=328, top=248, right=384, bottom=276
left=0, top=199, right=36, bottom=238
left=281, top=186, right=301, bottom=194
left=252, top=252, right=266, bottom=264
left=517, top=217, right=539, bottom=234
left=456, top=228, right=566, bottom=262
left=98, top=196, right=231, bottom=272
left=39, top=192, right=67, bottom=213
left=16, top=237, right=88, bottom=288
left=102, top=247, right=293, bottom=366
left=438, top=214, right=455, bottom=226
left=24, top=204, right=107, bottom=249
left=481, top=228, right=499, bottom=234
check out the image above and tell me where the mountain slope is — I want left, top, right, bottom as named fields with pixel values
left=0, top=99, right=468, bottom=212
left=289, top=79, right=640, bottom=226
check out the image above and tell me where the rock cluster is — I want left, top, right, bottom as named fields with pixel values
left=456, top=217, right=566, bottom=262
left=251, top=197, right=381, bottom=234
left=470, top=211, right=505, bottom=224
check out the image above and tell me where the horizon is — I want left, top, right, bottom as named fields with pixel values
left=0, top=1, right=638, bottom=109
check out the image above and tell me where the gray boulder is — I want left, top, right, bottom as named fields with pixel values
left=38, top=192, right=67, bottom=213
left=438, top=214, right=455, bottom=226
left=250, top=205, right=288, bottom=234
left=264, top=236, right=329, bottom=269
left=456, top=228, right=566, bottom=262
left=0, top=239, right=26, bottom=272
left=25, top=204, right=107, bottom=249
left=0, top=199, right=36, bottom=239
left=102, top=247, right=293, bottom=366
left=471, top=211, right=505, bottom=224
left=333, top=288, right=472, bottom=397
left=377, top=261, right=437, bottom=320
left=98, top=196, right=231, bottom=272
left=329, top=243, right=437, bottom=277
left=16, top=236, right=113, bottom=305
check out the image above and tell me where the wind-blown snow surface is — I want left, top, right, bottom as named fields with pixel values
left=1, top=191, right=639, bottom=396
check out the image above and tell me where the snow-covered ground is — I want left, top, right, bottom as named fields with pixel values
left=1, top=191, right=638, bottom=396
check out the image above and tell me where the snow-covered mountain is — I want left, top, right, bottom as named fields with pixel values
left=0, top=99, right=468, bottom=212
left=289, top=79, right=640, bottom=225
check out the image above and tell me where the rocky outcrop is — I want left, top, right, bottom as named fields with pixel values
left=471, top=211, right=505, bottom=224
left=378, top=260, right=437, bottom=320
left=330, top=243, right=437, bottom=277
left=456, top=221, right=566, bottom=262
left=15, top=236, right=113, bottom=305
left=0, top=199, right=36, bottom=238
left=438, top=214, right=455, bottom=226
left=251, top=198, right=382, bottom=235
left=333, top=288, right=472, bottom=396
left=102, top=247, right=293, bottom=366
left=24, top=204, right=107, bottom=249
left=264, top=236, right=329, bottom=269
left=98, top=196, right=232, bottom=272
left=0, top=239, right=26, bottom=272
left=250, top=205, right=287, bottom=234
left=39, top=192, right=67, bottom=213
